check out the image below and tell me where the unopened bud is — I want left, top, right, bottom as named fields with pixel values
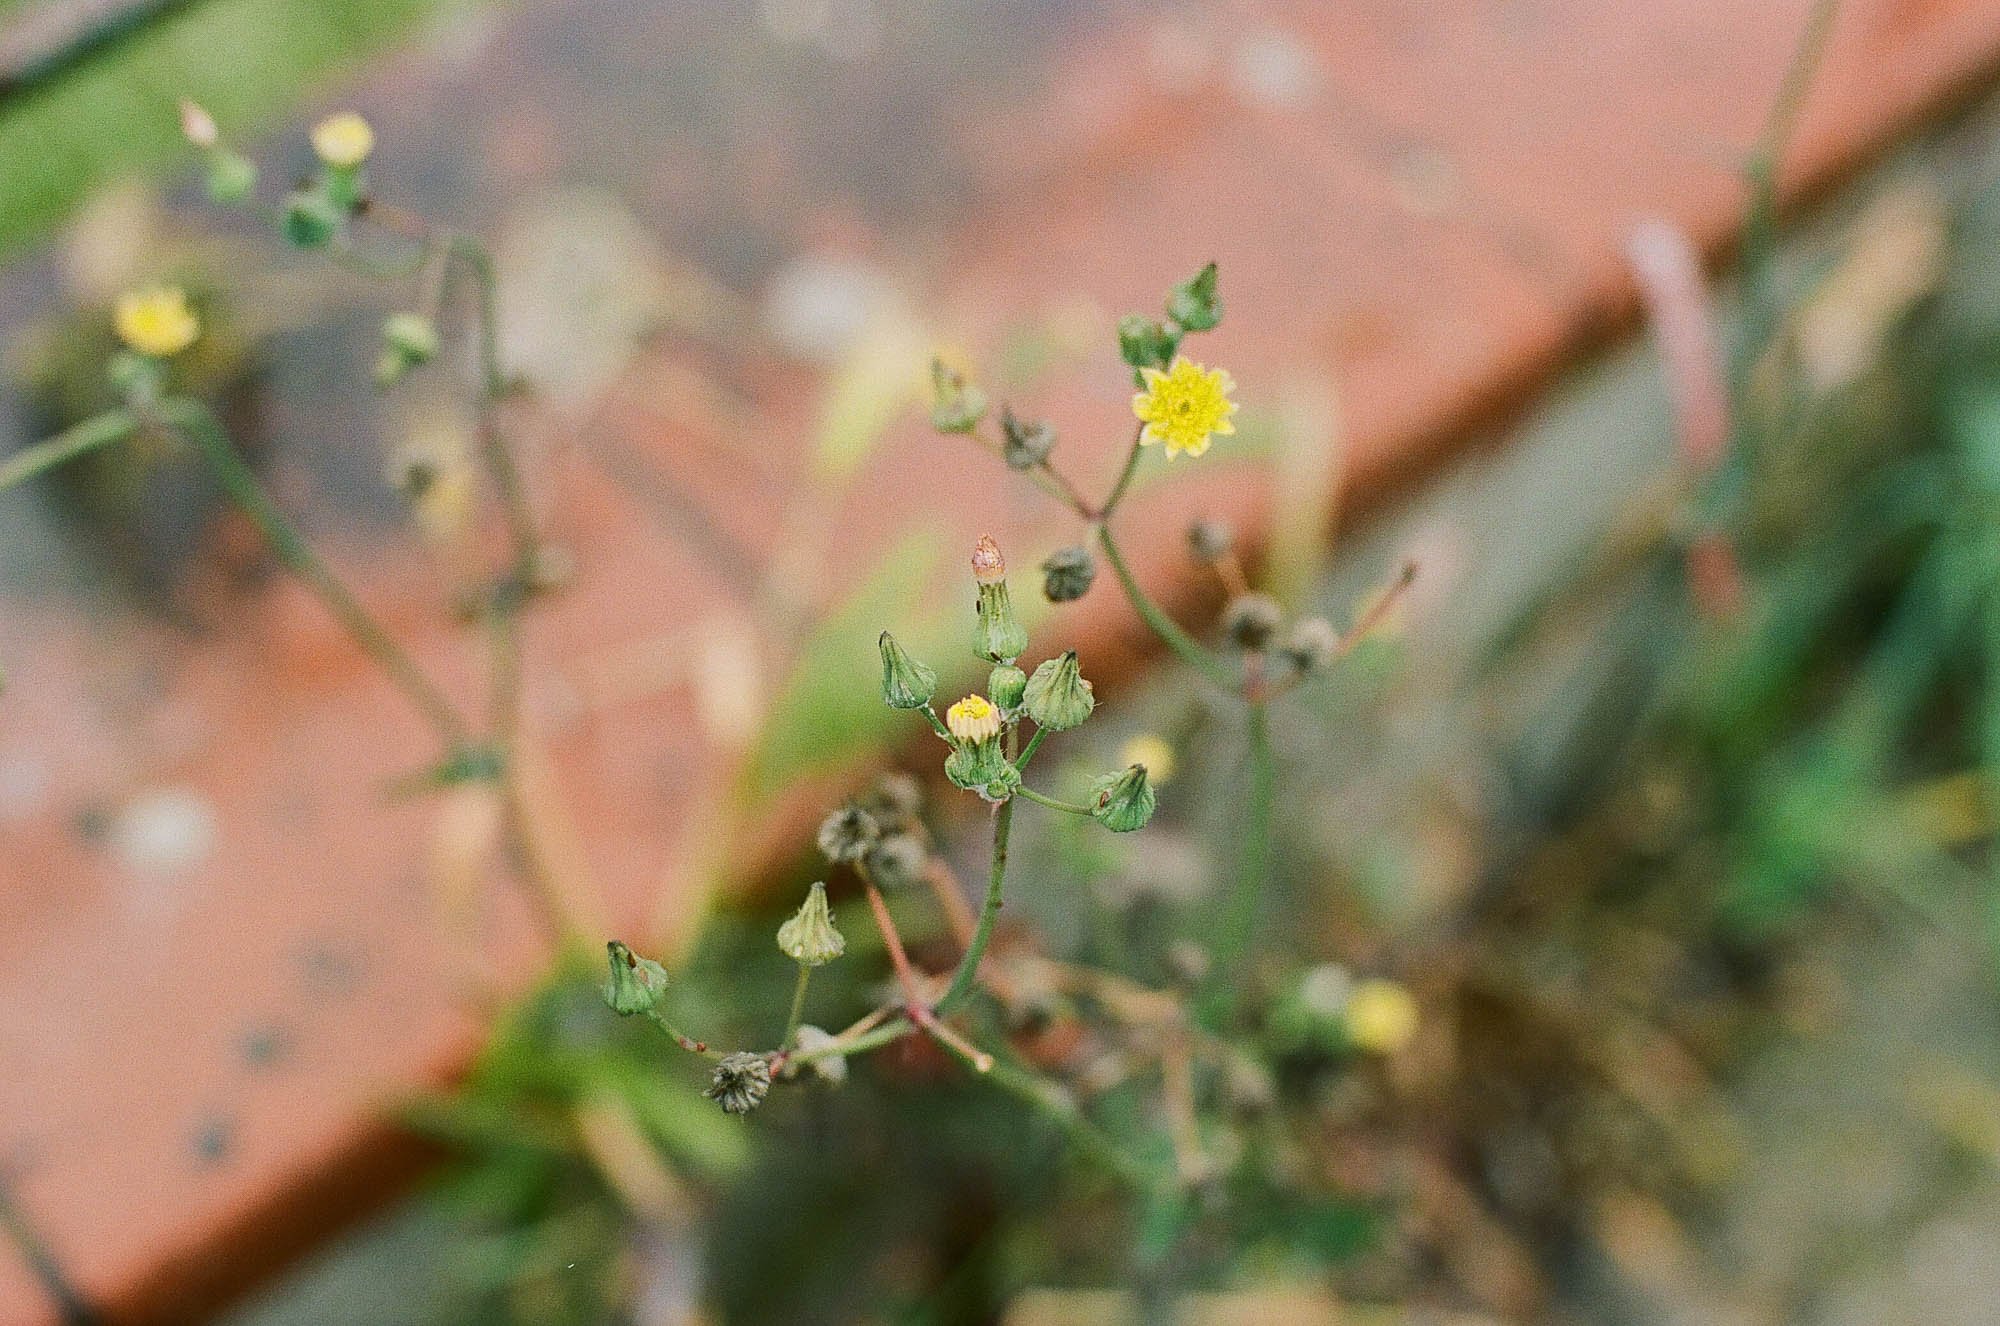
left=971, top=538, right=1028, bottom=663
left=943, top=695, right=1012, bottom=794
left=816, top=804, right=880, bottom=864
left=704, top=1052, right=772, bottom=1115
left=1118, top=314, right=1178, bottom=375
left=929, top=357, right=987, bottom=434
left=1023, top=650, right=1094, bottom=731
left=777, top=881, right=846, bottom=966
left=1166, top=261, right=1223, bottom=332
left=602, top=940, right=669, bottom=1015
left=999, top=407, right=1057, bottom=469
left=988, top=663, right=1027, bottom=711
left=1040, top=545, right=1096, bottom=603
left=1089, top=763, right=1157, bottom=833
left=1221, top=592, right=1283, bottom=650
left=878, top=631, right=937, bottom=710
left=282, top=188, right=341, bottom=249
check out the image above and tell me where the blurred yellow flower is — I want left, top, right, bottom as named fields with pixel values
left=1118, top=734, right=1176, bottom=785
left=945, top=694, right=1001, bottom=744
left=1132, top=356, right=1238, bottom=459
left=113, top=285, right=199, bottom=357
left=311, top=112, right=375, bottom=168
left=1344, top=978, right=1418, bottom=1055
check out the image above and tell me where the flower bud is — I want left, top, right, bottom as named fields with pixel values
left=1023, top=651, right=1094, bottom=731
left=971, top=538, right=1028, bottom=663
left=943, top=695, right=1011, bottom=793
left=1089, top=763, right=1156, bottom=833
left=816, top=804, right=880, bottom=864
left=999, top=407, right=1057, bottom=469
left=944, top=694, right=1001, bottom=744
left=1166, top=261, right=1223, bottom=332
left=310, top=111, right=376, bottom=169
left=1117, top=314, right=1178, bottom=374
left=282, top=188, right=341, bottom=249
left=1186, top=518, right=1234, bottom=565
left=204, top=150, right=258, bottom=205
left=1282, top=616, right=1340, bottom=673
left=704, top=1052, right=772, bottom=1115
left=878, top=631, right=937, bottom=709
left=777, top=881, right=846, bottom=966
left=1040, top=545, right=1096, bottom=603
left=602, top=940, right=669, bottom=1016
left=929, top=357, right=987, bottom=434
left=863, top=831, right=928, bottom=891
left=988, top=664, right=1027, bottom=711
left=1221, top=592, right=1283, bottom=650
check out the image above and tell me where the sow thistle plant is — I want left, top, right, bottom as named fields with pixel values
left=601, top=256, right=1419, bottom=1208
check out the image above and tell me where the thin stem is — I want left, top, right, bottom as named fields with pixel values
left=781, top=963, right=813, bottom=1050
left=156, top=398, right=474, bottom=750
left=1013, top=726, right=1048, bottom=771
left=935, top=794, right=1014, bottom=1015
left=0, top=410, right=137, bottom=492
left=923, top=705, right=954, bottom=743
left=1097, top=524, right=1237, bottom=690
left=1015, top=785, right=1093, bottom=816
left=1098, top=423, right=1148, bottom=519
left=642, top=1007, right=722, bottom=1060
left=1201, top=700, right=1273, bottom=1025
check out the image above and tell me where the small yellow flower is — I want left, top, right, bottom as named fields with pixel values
left=311, top=112, right=375, bottom=168
left=1118, top=734, right=1176, bottom=786
left=945, top=694, right=1001, bottom=744
left=1344, top=978, right=1419, bottom=1055
left=1131, top=356, right=1238, bottom=459
left=113, top=285, right=200, bottom=358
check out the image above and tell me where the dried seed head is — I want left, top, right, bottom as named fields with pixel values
left=816, top=804, right=880, bottom=864
left=1221, top=592, right=1283, bottom=650
left=704, top=1052, right=773, bottom=1115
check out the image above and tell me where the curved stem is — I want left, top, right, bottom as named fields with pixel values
left=157, top=398, right=474, bottom=751
left=1097, top=524, right=1237, bottom=690
left=0, top=410, right=137, bottom=492
left=1200, top=700, right=1273, bottom=1025
left=935, top=794, right=1014, bottom=1015
left=1015, top=785, right=1092, bottom=816
left=1098, top=423, right=1147, bottom=519
left=781, top=963, right=813, bottom=1050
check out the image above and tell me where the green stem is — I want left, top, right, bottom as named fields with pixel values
left=1015, top=785, right=1093, bottom=816
left=1013, top=726, right=1048, bottom=771
left=1097, top=524, right=1236, bottom=690
left=924, top=705, right=954, bottom=743
left=157, top=398, right=474, bottom=750
left=935, top=794, right=1014, bottom=1015
left=1098, top=424, right=1147, bottom=519
left=642, top=1007, right=723, bottom=1060
left=781, top=963, right=813, bottom=1050
left=1201, top=700, right=1273, bottom=1025
left=0, top=410, right=137, bottom=492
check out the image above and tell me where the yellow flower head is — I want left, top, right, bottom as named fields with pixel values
left=1344, top=978, right=1419, bottom=1055
left=113, top=285, right=200, bottom=358
left=311, top=112, right=375, bottom=168
left=945, top=694, right=1001, bottom=744
left=1132, top=356, right=1238, bottom=459
left=1118, top=734, right=1176, bottom=786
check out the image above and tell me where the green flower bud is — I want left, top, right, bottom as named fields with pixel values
left=999, top=407, right=1057, bottom=469
left=816, top=804, right=880, bottom=864
left=321, top=161, right=365, bottom=214
left=863, top=831, right=929, bottom=891
left=704, top=1052, right=772, bottom=1115
left=383, top=312, right=440, bottom=367
left=975, top=580, right=1028, bottom=664
left=204, top=150, right=258, bottom=205
left=1023, top=650, right=1095, bottom=731
left=1117, top=314, right=1178, bottom=375
left=1222, top=592, right=1283, bottom=650
left=1166, top=261, right=1223, bottom=332
left=1040, top=545, right=1096, bottom=603
left=878, top=631, right=937, bottom=709
left=944, top=740, right=1012, bottom=795
left=1187, top=518, right=1234, bottom=565
left=602, top=940, right=669, bottom=1015
left=929, top=357, right=988, bottom=434
left=282, top=188, right=341, bottom=249
left=1089, top=763, right=1156, bottom=833
left=988, top=663, right=1027, bottom=711
left=777, top=881, right=845, bottom=966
